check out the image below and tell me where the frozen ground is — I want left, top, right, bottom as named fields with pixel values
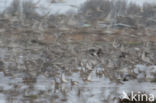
left=0, top=0, right=155, bottom=103
left=0, top=0, right=86, bottom=14
left=0, top=64, right=155, bottom=102
left=0, top=37, right=155, bottom=102
left=0, top=0, right=156, bottom=13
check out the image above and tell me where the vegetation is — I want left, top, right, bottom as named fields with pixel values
left=0, top=0, right=156, bottom=103
left=78, top=0, right=156, bottom=26
left=3, top=0, right=39, bottom=20
left=1, top=0, right=156, bottom=28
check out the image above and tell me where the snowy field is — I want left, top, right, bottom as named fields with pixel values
left=0, top=39, right=155, bottom=102
left=0, top=0, right=155, bottom=103
left=0, top=0, right=156, bottom=14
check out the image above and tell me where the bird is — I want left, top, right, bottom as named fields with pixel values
left=83, top=72, right=92, bottom=82
left=112, top=39, right=121, bottom=49
left=80, top=66, right=86, bottom=73
left=61, top=73, right=68, bottom=83
left=97, top=48, right=103, bottom=57
left=85, top=62, right=92, bottom=70
left=143, top=41, right=152, bottom=51
left=88, top=48, right=97, bottom=56
left=96, top=70, right=103, bottom=78
left=120, top=44, right=126, bottom=52
left=141, top=51, right=153, bottom=64
left=71, top=79, right=78, bottom=86
left=86, top=73, right=92, bottom=82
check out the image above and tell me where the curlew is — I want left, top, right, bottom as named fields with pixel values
left=71, top=79, right=79, bottom=86
left=141, top=51, right=153, bottom=64
left=112, top=39, right=121, bottom=49
left=61, top=73, right=68, bottom=83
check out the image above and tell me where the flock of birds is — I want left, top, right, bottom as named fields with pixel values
left=45, top=39, right=156, bottom=93
left=0, top=12, right=155, bottom=102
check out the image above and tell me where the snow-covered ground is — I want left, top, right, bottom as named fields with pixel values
left=0, top=65, right=155, bottom=102
left=0, top=0, right=156, bottom=102
left=127, top=0, right=156, bottom=5
left=0, top=0, right=156, bottom=14
left=0, top=0, right=86, bottom=14
left=0, top=40, right=155, bottom=102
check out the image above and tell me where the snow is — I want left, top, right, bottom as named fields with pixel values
left=0, top=0, right=156, bottom=102
left=33, top=65, right=156, bottom=102
left=0, top=55, right=155, bottom=102
left=0, top=0, right=86, bottom=14
left=0, top=94, right=6, bottom=103
left=127, top=0, right=156, bottom=6
left=0, top=0, right=156, bottom=14
left=34, top=75, right=54, bottom=91
left=119, top=80, right=156, bottom=97
left=0, top=72, right=23, bottom=90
